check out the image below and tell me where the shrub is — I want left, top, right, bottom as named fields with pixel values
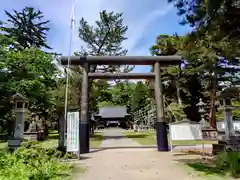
left=0, top=142, right=73, bottom=180
left=216, top=151, right=240, bottom=176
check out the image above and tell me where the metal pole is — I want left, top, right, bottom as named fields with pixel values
left=154, top=62, right=169, bottom=151
left=79, top=63, right=90, bottom=156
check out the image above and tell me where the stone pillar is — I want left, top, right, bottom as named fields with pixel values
left=223, top=98, right=235, bottom=139
left=13, top=110, right=25, bottom=139
left=154, top=62, right=169, bottom=151
left=9, top=93, right=28, bottom=150
left=58, top=113, right=66, bottom=151
left=79, top=63, right=90, bottom=154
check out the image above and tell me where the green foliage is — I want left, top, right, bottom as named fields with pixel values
left=216, top=152, right=240, bottom=176
left=68, top=10, right=134, bottom=114
left=168, top=0, right=240, bottom=40
left=131, top=81, right=149, bottom=112
left=150, top=34, right=203, bottom=121
left=0, top=142, right=72, bottom=180
left=0, top=47, right=57, bottom=117
left=96, top=81, right=137, bottom=112
left=78, top=10, right=128, bottom=57
left=233, top=101, right=240, bottom=118
left=166, top=102, right=186, bottom=122
left=1, top=7, right=51, bottom=50
left=0, top=32, right=57, bottom=132
left=77, top=10, right=132, bottom=74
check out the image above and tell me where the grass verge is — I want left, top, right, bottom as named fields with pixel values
left=0, top=131, right=104, bottom=150
left=90, top=132, right=104, bottom=149
left=0, top=140, right=7, bottom=149
left=124, top=131, right=217, bottom=146
left=176, top=152, right=240, bottom=180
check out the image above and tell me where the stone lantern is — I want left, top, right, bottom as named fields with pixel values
left=8, top=93, right=28, bottom=150
left=216, top=87, right=240, bottom=151
left=219, top=88, right=238, bottom=139
left=196, top=98, right=209, bottom=129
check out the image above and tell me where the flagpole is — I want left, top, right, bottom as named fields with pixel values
left=64, top=0, right=76, bottom=151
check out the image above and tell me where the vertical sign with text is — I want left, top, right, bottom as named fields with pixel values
left=66, top=111, right=79, bottom=152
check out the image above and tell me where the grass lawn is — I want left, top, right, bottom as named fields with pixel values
left=124, top=131, right=217, bottom=146
left=179, top=157, right=239, bottom=180
left=32, top=132, right=104, bottom=149
left=0, top=140, right=7, bottom=149
left=90, top=132, right=104, bottom=149
left=0, top=131, right=104, bottom=149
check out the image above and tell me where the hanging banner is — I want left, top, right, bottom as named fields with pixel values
left=66, top=111, right=79, bottom=152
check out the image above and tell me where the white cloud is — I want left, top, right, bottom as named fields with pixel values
left=1, top=0, right=175, bottom=74
left=1, top=0, right=174, bottom=54
left=24, top=0, right=173, bottom=56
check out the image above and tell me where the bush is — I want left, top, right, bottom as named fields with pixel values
left=0, top=142, right=73, bottom=180
left=216, top=151, right=240, bottom=176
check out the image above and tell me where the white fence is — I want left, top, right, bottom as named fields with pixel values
left=217, top=121, right=240, bottom=131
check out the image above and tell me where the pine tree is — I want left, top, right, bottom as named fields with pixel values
left=1, top=7, right=50, bottom=50
left=77, top=10, right=133, bottom=73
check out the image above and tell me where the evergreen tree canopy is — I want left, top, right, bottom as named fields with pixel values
left=1, top=7, right=51, bottom=50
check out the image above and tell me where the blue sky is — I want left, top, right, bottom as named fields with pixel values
left=0, top=0, right=190, bottom=73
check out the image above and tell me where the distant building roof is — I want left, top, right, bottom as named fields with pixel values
left=96, top=106, right=130, bottom=118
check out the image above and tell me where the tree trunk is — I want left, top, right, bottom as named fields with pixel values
left=209, top=73, right=217, bottom=129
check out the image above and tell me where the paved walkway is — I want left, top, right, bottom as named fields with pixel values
left=77, top=128, right=202, bottom=180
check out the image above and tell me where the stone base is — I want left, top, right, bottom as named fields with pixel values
left=8, top=139, right=21, bottom=151
left=212, top=135, right=240, bottom=154
left=212, top=144, right=225, bottom=155
left=23, top=132, right=45, bottom=141
left=24, top=132, right=38, bottom=140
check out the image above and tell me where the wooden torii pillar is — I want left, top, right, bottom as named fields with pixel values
left=61, top=55, right=182, bottom=154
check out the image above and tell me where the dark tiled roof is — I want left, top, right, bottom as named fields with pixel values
left=96, top=106, right=130, bottom=118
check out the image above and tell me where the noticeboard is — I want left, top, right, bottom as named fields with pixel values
left=66, top=111, right=79, bottom=152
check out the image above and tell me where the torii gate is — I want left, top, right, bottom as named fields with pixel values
left=61, top=55, right=182, bottom=154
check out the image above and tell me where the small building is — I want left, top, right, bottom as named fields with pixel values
left=94, top=106, right=131, bottom=128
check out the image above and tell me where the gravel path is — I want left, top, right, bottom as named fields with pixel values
left=76, top=128, right=202, bottom=180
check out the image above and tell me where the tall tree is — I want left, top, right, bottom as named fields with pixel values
left=151, top=34, right=185, bottom=106
left=186, top=32, right=239, bottom=127
left=74, top=10, right=133, bottom=112
left=0, top=35, right=57, bottom=133
left=1, top=7, right=51, bottom=50
left=168, top=0, right=240, bottom=40
left=77, top=10, right=133, bottom=73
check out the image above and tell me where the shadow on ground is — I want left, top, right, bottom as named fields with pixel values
left=90, top=145, right=157, bottom=153
left=103, top=134, right=148, bottom=140
left=91, top=134, right=104, bottom=140
left=89, top=145, right=210, bottom=153
left=124, top=134, right=149, bottom=138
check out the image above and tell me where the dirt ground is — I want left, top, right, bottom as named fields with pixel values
left=75, top=129, right=204, bottom=180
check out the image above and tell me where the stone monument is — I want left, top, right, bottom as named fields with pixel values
left=8, top=93, right=28, bottom=150
left=213, top=87, right=240, bottom=154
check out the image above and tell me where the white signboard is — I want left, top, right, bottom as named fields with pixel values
left=169, top=121, right=203, bottom=151
left=170, top=123, right=203, bottom=141
left=66, top=111, right=79, bottom=152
